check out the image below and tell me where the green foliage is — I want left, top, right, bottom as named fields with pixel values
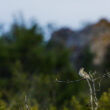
left=98, top=89, right=110, bottom=110
left=0, top=20, right=110, bottom=110
left=102, top=45, right=110, bottom=71
left=78, top=46, right=95, bottom=72
left=71, top=96, right=82, bottom=110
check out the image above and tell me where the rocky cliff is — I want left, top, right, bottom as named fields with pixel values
left=50, top=19, right=110, bottom=66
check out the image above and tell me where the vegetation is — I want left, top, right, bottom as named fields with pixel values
left=0, top=20, right=110, bottom=110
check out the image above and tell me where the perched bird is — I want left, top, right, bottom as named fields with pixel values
left=79, top=67, right=91, bottom=80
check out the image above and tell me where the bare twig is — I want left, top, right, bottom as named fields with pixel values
left=90, top=74, right=98, bottom=110
left=94, top=73, right=110, bottom=81
left=56, top=78, right=84, bottom=83
left=56, top=71, right=110, bottom=110
left=25, top=96, right=30, bottom=110
left=86, top=79, right=94, bottom=110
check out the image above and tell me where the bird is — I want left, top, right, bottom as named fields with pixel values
left=79, top=67, right=91, bottom=80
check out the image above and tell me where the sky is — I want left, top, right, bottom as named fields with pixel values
left=0, top=0, right=110, bottom=31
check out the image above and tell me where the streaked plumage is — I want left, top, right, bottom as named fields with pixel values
left=79, top=67, right=91, bottom=80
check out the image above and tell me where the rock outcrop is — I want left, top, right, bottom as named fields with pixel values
left=50, top=19, right=110, bottom=66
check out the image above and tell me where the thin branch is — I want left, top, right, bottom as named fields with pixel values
left=97, top=78, right=103, bottom=91
left=86, top=79, right=94, bottom=110
left=56, top=78, right=84, bottom=83
left=94, top=73, right=110, bottom=81
left=56, top=72, right=110, bottom=110
left=90, top=74, right=98, bottom=110
left=24, top=96, right=30, bottom=110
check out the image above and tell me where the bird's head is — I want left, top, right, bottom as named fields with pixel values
left=79, top=67, right=84, bottom=72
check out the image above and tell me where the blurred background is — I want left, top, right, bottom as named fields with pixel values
left=0, top=0, right=110, bottom=110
